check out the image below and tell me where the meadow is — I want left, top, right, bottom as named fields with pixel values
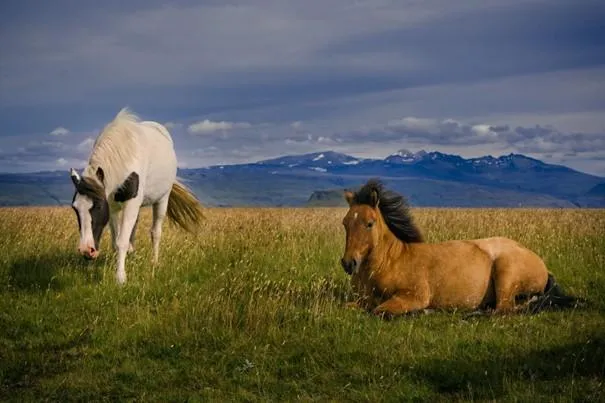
left=1, top=206, right=604, bottom=402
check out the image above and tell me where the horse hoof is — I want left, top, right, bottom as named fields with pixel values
left=116, top=273, right=127, bottom=285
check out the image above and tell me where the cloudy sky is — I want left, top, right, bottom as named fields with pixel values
left=1, top=0, right=604, bottom=175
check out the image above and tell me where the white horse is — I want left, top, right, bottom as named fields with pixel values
left=69, top=108, right=204, bottom=284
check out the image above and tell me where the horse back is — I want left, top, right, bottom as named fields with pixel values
left=406, top=240, right=495, bottom=309
left=470, top=236, right=549, bottom=295
left=132, top=122, right=177, bottom=204
left=141, top=121, right=174, bottom=144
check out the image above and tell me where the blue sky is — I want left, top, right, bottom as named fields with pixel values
left=1, top=0, right=604, bottom=175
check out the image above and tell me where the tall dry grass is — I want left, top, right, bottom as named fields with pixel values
left=0, top=207, right=604, bottom=401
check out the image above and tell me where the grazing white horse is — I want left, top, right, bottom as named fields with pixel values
left=70, top=108, right=204, bottom=284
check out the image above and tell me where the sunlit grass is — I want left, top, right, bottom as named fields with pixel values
left=1, top=207, right=604, bottom=401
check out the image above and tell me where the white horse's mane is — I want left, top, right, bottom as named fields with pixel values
left=83, top=108, right=141, bottom=194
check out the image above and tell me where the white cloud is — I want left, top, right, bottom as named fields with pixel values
left=188, top=119, right=252, bottom=135
left=471, top=124, right=495, bottom=137
left=77, top=137, right=95, bottom=153
left=56, top=158, right=68, bottom=166
left=387, top=117, right=438, bottom=132
left=50, top=127, right=70, bottom=136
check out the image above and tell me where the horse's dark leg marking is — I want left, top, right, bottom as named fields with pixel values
left=114, top=172, right=140, bottom=202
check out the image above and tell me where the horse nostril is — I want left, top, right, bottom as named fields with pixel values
left=341, top=258, right=357, bottom=274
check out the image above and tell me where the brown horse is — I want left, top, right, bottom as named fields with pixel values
left=340, top=179, right=579, bottom=317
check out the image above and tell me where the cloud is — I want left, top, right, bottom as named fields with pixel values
left=77, top=137, right=95, bottom=153
left=49, top=126, right=70, bottom=136
left=0, top=134, right=96, bottom=172
left=329, top=117, right=605, bottom=160
left=2, top=1, right=604, bottom=118
left=381, top=117, right=500, bottom=145
left=1, top=1, right=605, bottom=176
left=188, top=120, right=252, bottom=135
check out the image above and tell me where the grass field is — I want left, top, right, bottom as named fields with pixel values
left=1, top=206, right=604, bottom=402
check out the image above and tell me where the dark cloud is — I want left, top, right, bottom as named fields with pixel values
left=328, top=117, right=605, bottom=162
left=0, top=1, right=604, bottom=174
left=0, top=134, right=92, bottom=172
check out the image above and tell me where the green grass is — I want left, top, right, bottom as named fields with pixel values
left=1, top=207, right=604, bottom=402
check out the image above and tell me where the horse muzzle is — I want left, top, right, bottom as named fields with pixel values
left=79, top=246, right=99, bottom=260
left=341, top=257, right=359, bottom=275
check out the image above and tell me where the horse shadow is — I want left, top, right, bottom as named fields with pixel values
left=7, top=251, right=106, bottom=292
left=411, top=333, right=605, bottom=400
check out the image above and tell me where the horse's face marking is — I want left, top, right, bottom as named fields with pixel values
left=341, top=204, right=379, bottom=274
left=70, top=171, right=109, bottom=259
left=114, top=171, right=140, bottom=202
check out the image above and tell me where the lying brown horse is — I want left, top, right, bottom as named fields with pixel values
left=340, top=179, right=579, bottom=317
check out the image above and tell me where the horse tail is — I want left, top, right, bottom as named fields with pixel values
left=528, top=273, right=586, bottom=313
left=166, top=181, right=205, bottom=233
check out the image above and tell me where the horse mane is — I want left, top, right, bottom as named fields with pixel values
left=141, top=121, right=174, bottom=144
left=353, top=179, right=424, bottom=243
left=83, top=108, right=141, bottom=194
left=73, top=176, right=106, bottom=202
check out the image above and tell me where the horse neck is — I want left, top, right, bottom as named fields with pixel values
left=85, top=126, right=139, bottom=195
left=82, top=164, right=116, bottom=198
left=367, top=213, right=408, bottom=271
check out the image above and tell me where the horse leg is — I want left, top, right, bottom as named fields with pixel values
left=109, top=210, right=121, bottom=252
left=110, top=210, right=137, bottom=254
left=150, top=194, right=169, bottom=266
left=115, top=200, right=141, bottom=284
left=373, top=292, right=429, bottom=318
left=128, top=214, right=139, bottom=253
left=493, top=260, right=519, bottom=313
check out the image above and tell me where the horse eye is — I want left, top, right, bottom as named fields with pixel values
left=367, top=221, right=375, bottom=229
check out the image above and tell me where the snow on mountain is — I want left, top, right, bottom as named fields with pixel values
left=385, top=149, right=428, bottom=164
left=258, top=151, right=359, bottom=168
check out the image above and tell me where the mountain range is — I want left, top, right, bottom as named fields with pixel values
left=1, top=150, right=604, bottom=207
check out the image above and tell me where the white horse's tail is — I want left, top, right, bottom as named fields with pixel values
left=166, top=181, right=205, bottom=233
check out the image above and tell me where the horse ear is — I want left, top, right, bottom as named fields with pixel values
left=370, top=190, right=380, bottom=208
left=96, top=167, right=105, bottom=184
left=70, top=168, right=81, bottom=186
left=344, top=191, right=355, bottom=206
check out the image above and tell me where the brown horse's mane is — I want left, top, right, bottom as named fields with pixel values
left=352, top=179, right=424, bottom=243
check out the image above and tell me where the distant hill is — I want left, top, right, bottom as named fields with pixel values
left=571, top=182, right=605, bottom=208
left=586, top=183, right=605, bottom=197
left=307, top=190, right=349, bottom=207
left=1, top=150, right=603, bottom=207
